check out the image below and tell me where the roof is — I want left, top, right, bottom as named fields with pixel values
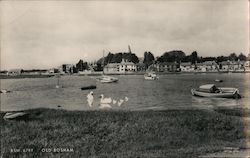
left=199, top=84, right=215, bottom=90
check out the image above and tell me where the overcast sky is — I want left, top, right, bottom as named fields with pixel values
left=1, top=0, right=249, bottom=70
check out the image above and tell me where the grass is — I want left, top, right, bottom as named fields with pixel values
left=0, top=108, right=248, bottom=158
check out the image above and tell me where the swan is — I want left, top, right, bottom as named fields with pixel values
left=112, top=99, right=117, bottom=104
left=117, top=99, right=124, bottom=106
left=100, top=94, right=112, bottom=104
left=99, top=94, right=112, bottom=108
left=125, top=97, right=129, bottom=102
left=87, top=91, right=94, bottom=107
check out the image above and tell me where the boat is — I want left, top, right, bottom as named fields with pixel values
left=0, top=89, right=11, bottom=93
left=80, top=85, right=97, bottom=90
left=97, top=50, right=119, bottom=83
left=144, top=72, right=159, bottom=80
left=191, top=84, right=241, bottom=99
left=98, top=75, right=118, bottom=83
left=3, top=112, right=29, bottom=120
left=215, top=79, right=223, bottom=82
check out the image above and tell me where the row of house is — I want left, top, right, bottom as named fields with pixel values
left=103, top=59, right=250, bottom=74
left=180, top=60, right=250, bottom=73
left=1, top=58, right=250, bottom=76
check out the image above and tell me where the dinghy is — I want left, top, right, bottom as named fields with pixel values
left=215, top=79, right=223, bottom=82
left=80, top=85, right=97, bottom=90
left=144, top=72, right=159, bottom=80
left=98, top=75, right=118, bottom=83
left=191, top=84, right=241, bottom=99
left=3, top=112, right=29, bottom=120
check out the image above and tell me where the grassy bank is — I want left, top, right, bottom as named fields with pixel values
left=0, top=108, right=248, bottom=158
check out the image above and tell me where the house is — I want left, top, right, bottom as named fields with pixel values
left=196, top=61, right=218, bottom=72
left=156, top=62, right=180, bottom=72
left=180, top=62, right=195, bottom=72
left=103, top=59, right=137, bottom=74
left=7, top=69, right=22, bottom=76
left=59, top=64, right=74, bottom=74
left=0, top=70, right=8, bottom=75
left=244, top=61, right=250, bottom=72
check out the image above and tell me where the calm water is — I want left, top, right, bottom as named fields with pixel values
left=0, top=73, right=249, bottom=111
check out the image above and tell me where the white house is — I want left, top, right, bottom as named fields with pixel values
left=180, top=62, right=195, bottom=72
left=104, top=59, right=137, bottom=74
left=7, top=69, right=22, bottom=76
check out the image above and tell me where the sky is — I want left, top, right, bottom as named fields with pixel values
left=0, top=0, right=249, bottom=70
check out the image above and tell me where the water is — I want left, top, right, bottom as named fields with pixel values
left=0, top=73, right=249, bottom=111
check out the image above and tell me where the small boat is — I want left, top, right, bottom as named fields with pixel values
left=81, top=85, right=97, bottom=90
left=191, top=84, right=241, bottom=99
left=215, top=79, right=223, bottom=82
left=144, top=72, right=159, bottom=80
left=3, top=112, right=29, bottom=120
left=98, top=75, right=118, bottom=83
left=0, top=89, right=11, bottom=93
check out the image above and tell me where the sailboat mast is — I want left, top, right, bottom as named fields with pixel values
left=103, top=50, right=105, bottom=75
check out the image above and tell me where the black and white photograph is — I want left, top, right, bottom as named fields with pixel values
left=0, top=0, right=249, bottom=157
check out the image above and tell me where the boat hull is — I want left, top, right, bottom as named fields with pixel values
left=81, top=85, right=97, bottom=90
left=98, top=75, right=118, bottom=83
left=191, top=88, right=241, bottom=99
left=3, top=112, right=29, bottom=120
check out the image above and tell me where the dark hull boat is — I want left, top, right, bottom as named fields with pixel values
left=191, top=84, right=241, bottom=99
left=81, top=85, right=97, bottom=90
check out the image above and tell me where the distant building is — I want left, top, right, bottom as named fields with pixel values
left=196, top=61, right=218, bottom=72
left=0, top=70, right=8, bottom=76
left=59, top=64, right=74, bottom=74
left=7, top=69, right=22, bottom=76
left=244, top=61, right=250, bottom=72
left=103, top=59, right=137, bottom=74
left=156, top=62, right=180, bottom=72
left=180, top=62, right=195, bottom=72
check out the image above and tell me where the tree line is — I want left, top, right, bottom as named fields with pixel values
left=75, top=51, right=248, bottom=71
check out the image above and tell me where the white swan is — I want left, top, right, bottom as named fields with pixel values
left=100, top=94, right=112, bottom=108
left=87, top=91, right=94, bottom=107
left=125, top=97, right=129, bottom=102
left=117, top=97, right=129, bottom=106
left=117, top=99, right=124, bottom=106
left=112, top=99, right=117, bottom=104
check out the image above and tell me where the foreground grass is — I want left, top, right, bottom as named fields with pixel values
left=0, top=108, right=248, bottom=158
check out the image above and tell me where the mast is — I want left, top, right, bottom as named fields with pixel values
left=102, top=50, right=105, bottom=75
left=128, top=45, right=132, bottom=53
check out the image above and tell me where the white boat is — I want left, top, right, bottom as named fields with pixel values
left=144, top=72, right=159, bottom=80
left=191, top=84, right=241, bottom=99
left=3, top=112, right=29, bottom=120
left=97, top=50, right=119, bottom=83
left=98, top=75, right=118, bottom=83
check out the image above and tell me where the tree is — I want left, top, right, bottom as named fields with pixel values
left=143, top=51, right=155, bottom=68
left=229, top=53, right=238, bottom=61
left=190, top=51, right=198, bottom=65
left=238, top=53, right=247, bottom=61
left=76, top=59, right=88, bottom=71
left=157, top=50, right=186, bottom=63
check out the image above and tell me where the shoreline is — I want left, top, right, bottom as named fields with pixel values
left=0, top=71, right=249, bottom=79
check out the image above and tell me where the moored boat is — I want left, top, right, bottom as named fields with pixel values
left=3, top=112, right=29, bottom=120
left=80, top=85, right=97, bottom=90
left=98, top=75, right=118, bottom=83
left=191, top=84, right=241, bottom=99
left=144, top=72, right=159, bottom=80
